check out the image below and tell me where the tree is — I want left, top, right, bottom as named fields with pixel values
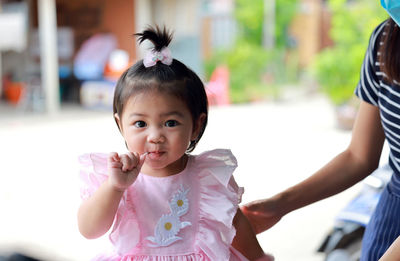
left=206, top=0, right=298, bottom=103
left=311, top=0, right=387, bottom=105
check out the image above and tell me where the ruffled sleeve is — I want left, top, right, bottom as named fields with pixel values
left=194, top=149, right=244, bottom=260
left=78, top=153, right=109, bottom=200
left=78, top=153, right=140, bottom=255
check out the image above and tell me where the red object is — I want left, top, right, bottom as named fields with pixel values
left=4, top=82, right=25, bottom=105
left=104, top=62, right=129, bottom=81
left=206, top=66, right=230, bottom=106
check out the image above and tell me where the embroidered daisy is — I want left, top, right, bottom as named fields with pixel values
left=146, top=213, right=191, bottom=247
left=146, top=185, right=192, bottom=247
left=169, top=185, right=190, bottom=216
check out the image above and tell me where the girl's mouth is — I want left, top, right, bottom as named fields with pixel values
left=147, top=151, right=164, bottom=159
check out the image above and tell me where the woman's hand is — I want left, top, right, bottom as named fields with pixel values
left=108, top=152, right=146, bottom=191
left=241, top=198, right=283, bottom=234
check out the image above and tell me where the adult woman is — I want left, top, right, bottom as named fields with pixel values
left=243, top=15, right=400, bottom=261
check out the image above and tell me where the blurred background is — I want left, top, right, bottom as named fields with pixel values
left=0, top=0, right=388, bottom=116
left=0, top=0, right=391, bottom=260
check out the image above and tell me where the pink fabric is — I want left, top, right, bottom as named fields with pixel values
left=79, top=149, right=247, bottom=261
left=143, top=47, right=173, bottom=67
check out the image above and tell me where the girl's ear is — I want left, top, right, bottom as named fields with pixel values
left=191, top=113, right=206, bottom=141
left=114, top=113, right=123, bottom=132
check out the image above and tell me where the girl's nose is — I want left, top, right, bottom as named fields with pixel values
left=147, top=128, right=165, bottom=143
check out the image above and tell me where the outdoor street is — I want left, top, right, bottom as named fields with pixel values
left=0, top=92, right=381, bottom=260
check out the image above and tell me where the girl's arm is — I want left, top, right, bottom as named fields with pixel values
left=243, top=101, right=385, bottom=234
left=78, top=152, right=144, bottom=239
left=379, top=236, right=400, bottom=261
left=78, top=180, right=125, bottom=239
left=232, top=209, right=272, bottom=260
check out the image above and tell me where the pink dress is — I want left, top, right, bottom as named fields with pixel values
left=79, top=149, right=248, bottom=261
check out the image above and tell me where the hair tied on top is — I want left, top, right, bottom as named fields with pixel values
left=135, top=26, right=174, bottom=67
left=143, top=47, right=172, bottom=67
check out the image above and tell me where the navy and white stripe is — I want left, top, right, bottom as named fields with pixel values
left=355, top=20, right=400, bottom=185
left=361, top=185, right=400, bottom=261
left=356, top=19, right=400, bottom=260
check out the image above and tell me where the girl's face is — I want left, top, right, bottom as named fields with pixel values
left=115, top=91, right=204, bottom=177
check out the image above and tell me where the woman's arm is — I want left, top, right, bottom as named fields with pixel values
left=379, top=236, right=400, bottom=261
left=232, top=209, right=273, bottom=260
left=243, top=101, right=385, bottom=234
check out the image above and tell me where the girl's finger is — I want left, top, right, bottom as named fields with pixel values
left=108, top=152, right=120, bottom=163
left=109, top=161, right=123, bottom=169
left=137, top=152, right=147, bottom=170
left=120, top=154, right=132, bottom=172
left=127, top=152, right=140, bottom=167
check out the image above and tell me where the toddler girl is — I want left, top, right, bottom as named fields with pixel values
left=78, top=26, right=273, bottom=261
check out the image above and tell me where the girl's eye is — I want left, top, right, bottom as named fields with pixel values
left=165, top=120, right=178, bottom=127
left=134, top=121, right=147, bottom=128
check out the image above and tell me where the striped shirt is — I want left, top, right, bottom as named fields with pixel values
left=355, top=20, right=400, bottom=189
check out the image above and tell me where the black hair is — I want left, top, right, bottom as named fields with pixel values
left=113, top=26, right=208, bottom=152
left=379, top=18, right=400, bottom=83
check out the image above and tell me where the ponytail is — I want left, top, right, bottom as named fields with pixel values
left=135, top=26, right=173, bottom=52
left=379, top=18, right=400, bottom=83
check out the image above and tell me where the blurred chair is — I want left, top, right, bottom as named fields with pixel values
left=205, top=65, right=230, bottom=106
left=73, top=33, right=117, bottom=81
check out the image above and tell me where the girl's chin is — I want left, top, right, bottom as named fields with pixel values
left=142, top=157, right=186, bottom=177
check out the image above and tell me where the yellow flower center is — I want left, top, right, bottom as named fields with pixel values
left=164, top=222, right=172, bottom=231
left=177, top=199, right=184, bottom=207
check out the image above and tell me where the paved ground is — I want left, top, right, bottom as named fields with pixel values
left=0, top=92, right=384, bottom=260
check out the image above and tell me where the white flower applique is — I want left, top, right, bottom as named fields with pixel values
left=146, top=185, right=191, bottom=247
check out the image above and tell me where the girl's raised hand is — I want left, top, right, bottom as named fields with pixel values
left=108, top=152, right=146, bottom=192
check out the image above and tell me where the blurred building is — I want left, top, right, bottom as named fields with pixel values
left=0, top=0, right=207, bottom=113
left=200, top=0, right=236, bottom=59
left=289, top=0, right=333, bottom=67
left=0, top=0, right=331, bottom=114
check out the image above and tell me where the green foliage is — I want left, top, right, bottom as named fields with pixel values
left=206, top=0, right=299, bottom=103
left=275, top=0, right=298, bottom=47
left=226, top=42, right=279, bottom=102
left=311, top=0, right=387, bottom=105
left=234, top=0, right=298, bottom=47
left=234, top=0, right=264, bottom=45
left=205, top=42, right=271, bottom=103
